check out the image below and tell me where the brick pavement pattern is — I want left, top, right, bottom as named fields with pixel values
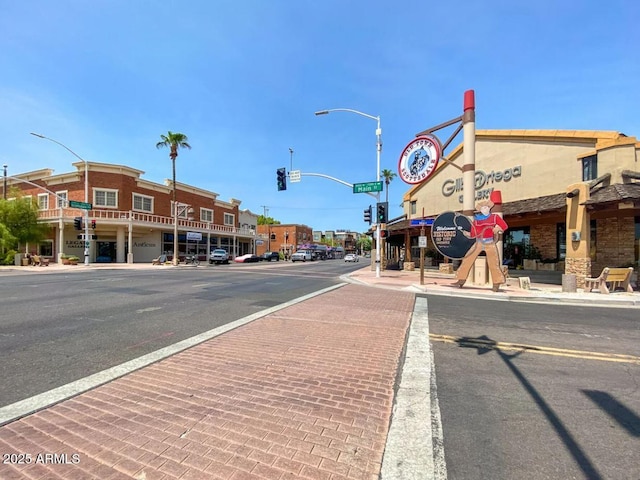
left=0, top=284, right=415, bottom=480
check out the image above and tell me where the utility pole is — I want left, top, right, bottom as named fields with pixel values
left=262, top=205, right=270, bottom=251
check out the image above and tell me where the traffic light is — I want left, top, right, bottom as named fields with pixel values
left=277, top=167, right=287, bottom=191
left=380, top=229, right=389, bottom=239
left=73, top=216, right=82, bottom=230
left=91, top=220, right=96, bottom=229
left=376, top=202, right=388, bottom=223
left=363, top=205, right=372, bottom=224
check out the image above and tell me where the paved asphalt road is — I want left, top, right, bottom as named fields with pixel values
left=0, top=261, right=362, bottom=407
left=424, top=294, right=640, bottom=480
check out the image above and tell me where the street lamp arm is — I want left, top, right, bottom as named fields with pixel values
left=314, top=108, right=379, bottom=122
left=302, top=172, right=378, bottom=199
left=30, top=133, right=86, bottom=162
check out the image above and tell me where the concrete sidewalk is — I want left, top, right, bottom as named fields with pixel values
left=0, top=283, right=420, bottom=480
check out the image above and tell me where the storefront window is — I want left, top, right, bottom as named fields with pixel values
left=635, top=216, right=640, bottom=266
left=504, top=227, right=530, bottom=268
left=590, top=219, right=597, bottom=260
left=557, top=223, right=566, bottom=260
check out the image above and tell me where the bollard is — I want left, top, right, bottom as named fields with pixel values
left=562, top=273, right=577, bottom=293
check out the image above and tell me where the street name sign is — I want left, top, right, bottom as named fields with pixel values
left=410, top=218, right=434, bottom=227
left=69, top=200, right=93, bottom=210
left=353, top=181, right=383, bottom=194
left=289, top=170, right=301, bottom=183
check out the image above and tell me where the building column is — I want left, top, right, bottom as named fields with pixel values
left=565, top=183, right=591, bottom=288
left=116, top=226, right=126, bottom=263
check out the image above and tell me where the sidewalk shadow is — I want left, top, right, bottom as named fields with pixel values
left=455, top=335, right=604, bottom=480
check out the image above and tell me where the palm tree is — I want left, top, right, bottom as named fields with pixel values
left=156, top=131, right=192, bottom=209
left=156, top=131, right=191, bottom=264
left=381, top=168, right=397, bottom=204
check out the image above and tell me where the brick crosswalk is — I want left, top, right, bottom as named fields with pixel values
left=0, top=284, right=415, bottom=480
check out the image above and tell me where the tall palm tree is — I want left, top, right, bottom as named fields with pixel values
left=156, top=131, right=192, bottom=208
left=381, top=169, right=397, bottom=204
left=156, top=131, right=191, bottom=264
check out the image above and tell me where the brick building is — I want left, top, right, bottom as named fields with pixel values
left=256, top=224, right=313, bottom=258
left=3, top=162, right=256, bottom=263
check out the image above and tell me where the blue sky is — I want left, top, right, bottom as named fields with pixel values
left=2, top=0, right=638, bottom=232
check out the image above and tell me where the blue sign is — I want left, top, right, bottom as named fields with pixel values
left=410, top=219, right=434, bottom=227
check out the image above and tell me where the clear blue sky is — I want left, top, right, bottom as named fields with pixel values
left=2, top=0, right=638, bottom=232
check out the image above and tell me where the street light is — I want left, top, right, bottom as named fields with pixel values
left=314, top=108, right=383, bottom=278
left=31, top=133, right=91, bottom=266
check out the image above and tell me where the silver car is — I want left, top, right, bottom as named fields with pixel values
left=291, top=250, right=312, bottom=262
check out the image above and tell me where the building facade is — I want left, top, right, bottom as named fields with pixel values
left=256, top=224, right=313, bottom=257
left=391, top=130, right=640, bottom=286
left=4, top=162, right=256, bottom=263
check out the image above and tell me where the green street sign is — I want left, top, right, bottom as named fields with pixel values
left=353, top=181, right=383, bottom=194
left=69, top=200, right=93, bottom=210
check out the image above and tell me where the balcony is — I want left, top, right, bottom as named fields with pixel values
left=38, top=208, right=256, bottom=237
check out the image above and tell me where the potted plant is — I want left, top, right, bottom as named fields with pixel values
left=522, top=244, right=542, bottom=270
left=61, top=254, right=80, bottom=265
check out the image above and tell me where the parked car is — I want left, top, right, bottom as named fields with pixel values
left=344, top=254, right=359, bottom=262
left=291, top=250, right=312, bottom=262
left=260, top=251, right=280, bottom=262
left=234, top=254, right=261, bottom=263
left=210, top=249, right=230, bottom=265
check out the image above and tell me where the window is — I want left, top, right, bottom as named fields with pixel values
left=590, top=219, right=597, bottom=260
left=410, top=201, right=417, bottom=215
left=224, top=213, right=235, bottom=226
left=38, top=193, right=49, bottom=210
left=201, top=208, right=213, bottom=223
left=556, top=223, right=566, bottom=260
left=132, top=193, right=153, bottom=213
left=56, top=191, right=68, bottom=208
left=39, top=240, right=53, bottom=257
left=94, top=189, right=118, bottom=208
left=582, top=155, right=597, bottom=181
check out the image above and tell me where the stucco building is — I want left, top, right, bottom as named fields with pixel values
left=389, top=129, right=640, bottom=287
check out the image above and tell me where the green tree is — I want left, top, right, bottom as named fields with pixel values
left=0, top=195, right=50, bottom=256
left=357, top=235, right=372, bottom=253
left=381, top=168, right=397, bottom=203
left=257, top=215, right=281, bottom=225
left=155, top=131, right=192, bottom=210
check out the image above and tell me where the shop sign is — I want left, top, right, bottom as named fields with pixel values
left=442, top=165, right=522, bottom=203
left=431, top=211, right=475, bottom=259
left=398, top=135, right=442, bottom=184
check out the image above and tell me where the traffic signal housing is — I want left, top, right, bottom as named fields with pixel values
left=363, top=205, right=372, bottom=224
left=376, top=202, right=388, bottom=223
left=91, top=219, right=96, bottom=229
left=73, top=216, right=82, bottom=230
left=277, top=168, right=287, bottom=191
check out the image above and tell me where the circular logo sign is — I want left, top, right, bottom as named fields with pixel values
left=398, top=135, right=442, bottom=184
left=431, top=211, right=475, bottom=259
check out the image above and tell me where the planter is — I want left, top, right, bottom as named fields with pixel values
left=523, top=259, right=538, bottom=270
left=537, top=263, right=557, bottom=271
left=439, top=263, right=454, bottom=274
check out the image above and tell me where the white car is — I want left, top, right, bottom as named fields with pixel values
left=209, top=249, right=230, bottom=264
left=291, top=250, right=312, bottom=262
left=344, top=254, right=359, bottom=262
